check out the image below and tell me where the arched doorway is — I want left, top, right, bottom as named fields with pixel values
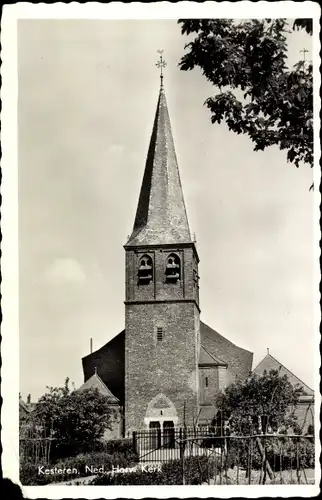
left=144, top=393, right=178, bottom=427
left=144, top=393, right=178, bottom=449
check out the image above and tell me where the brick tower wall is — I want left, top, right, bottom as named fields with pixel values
left=125, top=301, right=200, bottom=434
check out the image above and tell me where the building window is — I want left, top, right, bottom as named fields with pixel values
left=205, top=377, right=208, bottom=387
left=138, top=254, right=153, bottom=284
left=157, top=327, right=163, bottom=342
left=165, top=253, right=181, bottom=282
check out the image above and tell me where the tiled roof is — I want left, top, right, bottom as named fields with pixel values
left=200, top=321, right=253, bottom=385
left=199, top=343, right=227, bottom=366
left=78, top=372, right=120, bottom=404
left=200, top=321, right=253, bottom=356
left=82, top=324, right=253, bottom=409
left=126, top=84, right=192, bottom=246
left=82, top=330, right=125, bottom=404
left=252, top=353, right=313, bottom=396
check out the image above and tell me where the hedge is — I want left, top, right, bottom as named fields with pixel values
left=101, top=438, right=138, bottom=461
left=226, top=436, right=315, bottom=471
left=20, top=448, right=138, bottom=486
left=90, top=456, right=221, bottom=485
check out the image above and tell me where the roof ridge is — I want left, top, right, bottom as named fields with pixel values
left=80, top=373, right=120, bottom=403
left=19, top=399, right=31, bottom=412
left=200, top=321, right=253, bottom=355
left=96, top=374, right=120, bottom=402
left=200, top=343, right=227, bottom=366
left=263, top=353, right=313, bottom=393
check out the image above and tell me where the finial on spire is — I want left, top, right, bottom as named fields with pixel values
left=94, top=366, right=97, bottom=375
left=156, top=49, right=167, bottom=88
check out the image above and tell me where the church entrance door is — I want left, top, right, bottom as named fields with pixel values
left=163, top=420, right=175, bottom=448
left=149, top=421, right=161, bottom=449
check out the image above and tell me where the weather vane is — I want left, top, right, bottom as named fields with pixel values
left=156, top=49, right=167, bottom=87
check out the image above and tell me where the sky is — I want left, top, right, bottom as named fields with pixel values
left=18, top=19, right=315, bottom=401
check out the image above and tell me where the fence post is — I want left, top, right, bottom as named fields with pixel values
left=256, top=436, right=273, bottom=481
left=296, top=437, right=301, bottom=484
left=179, top=428, right=185, bottom=485
left=263, top=446, right=267, bottom=484
left=247, top=437, right=251, bottom=483
left=132, top=431, right=137, bottom=456
left=224, top=436, right=228, bottom=484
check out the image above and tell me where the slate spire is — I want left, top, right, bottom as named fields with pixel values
left=126, top=81, right=192, bottom=246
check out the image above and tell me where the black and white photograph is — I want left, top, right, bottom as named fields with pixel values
left=1, top=2, right=320, bottom=498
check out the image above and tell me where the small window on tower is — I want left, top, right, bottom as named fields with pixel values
left=165, top=253, right=181, bottom=282
left=157, top=327, right=163, bottom=342
left=205, top=377, right=209, bottom=387
left=138, top=255, right=153, bottom=284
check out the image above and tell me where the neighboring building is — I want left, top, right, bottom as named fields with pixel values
left=78, top=369, right=123, bottom=439
left=19, top=398, right=32, bottom=418
left=82, top=76, right=253, bottom=436
left=253, top=351, right=314, bottom=433
left=19, top=394, right=37, bottom=443
left=19, top=394, right=36, bottom=417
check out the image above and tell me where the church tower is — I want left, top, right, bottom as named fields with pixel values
left=124, top=56, right=200, bottom=433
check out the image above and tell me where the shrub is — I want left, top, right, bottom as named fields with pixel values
left=20, top=449, right=138, bottom=486
left=54, top=451, right=118, bottom=477
left=162, top=456, right=221, bottom=484
left=92, top=469, right=163, bottom=485
left=225, top=436, right=315, bottom=471
left=33, top=382, right=114, bottom=461
left=278, top=438, right=315, bottom=470
left=101, top=438, right=138, bottom=461
left=20, top=462, right=56, bottom=486
left=90, top=456, right=221, bottom=485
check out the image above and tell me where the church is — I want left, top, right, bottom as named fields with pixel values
left=80, top=68, right=313, bottom=438
left=81, top=69, right=253, bottom=437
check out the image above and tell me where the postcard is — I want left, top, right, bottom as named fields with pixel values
left=1, top=2, right=321, bottom=498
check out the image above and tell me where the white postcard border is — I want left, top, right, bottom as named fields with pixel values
left=1, top=2, right=321, bottom=498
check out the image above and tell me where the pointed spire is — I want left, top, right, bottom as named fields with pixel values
left=126, top=62, right=191, bottom=246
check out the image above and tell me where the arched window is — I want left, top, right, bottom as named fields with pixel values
left=138, top=254, right=153, bottom=284
left=165, top=253, right=181, bottom=282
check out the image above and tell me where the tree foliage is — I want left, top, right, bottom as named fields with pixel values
left=214, top=369, right=304, bottom=435
left=293, top=18, right=313, bottom=35
left=31, top=378, right=113, bottom=459
left=178, top=19, right=313, bottom=170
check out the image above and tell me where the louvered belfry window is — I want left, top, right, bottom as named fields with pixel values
left=157, top=327, right=163, bottom=342
left=165, top=253, right=181, bottom=282
left=138, top=255, right=153, bottom=284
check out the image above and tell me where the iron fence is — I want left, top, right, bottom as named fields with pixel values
left=133, top=427, right=315, bottom=484
left=133, top=426, right=223, bottom=463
